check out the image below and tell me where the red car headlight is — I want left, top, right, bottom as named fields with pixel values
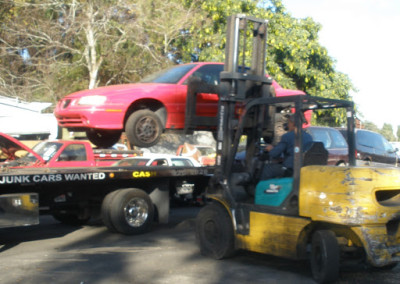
left=78, top=95, right=107, bottom=106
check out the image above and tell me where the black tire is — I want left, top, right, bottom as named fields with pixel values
left=86, top=129, right=121, bottom=148
left=195, top=202, right=236, bottom=259
left=108, top=188, right=154, bottom=235
left=101, top=190, right=121, bottom=233
left=310, top=230, right=340, bottom=283
left=125, top=110, right=163, bottom=148
left=52, top=211, right=90, bottom=226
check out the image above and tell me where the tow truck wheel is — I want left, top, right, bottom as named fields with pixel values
left=86, top=129, right=121, bottom=148
left=101, top=190, right=121, bottom=233
left=108, top=188, right=154, bottom=235
left=310, top=230, right=340, bottom=283
left=195, top=202, right=236, bottom=259
left=125, top=109, right=163, bottom=148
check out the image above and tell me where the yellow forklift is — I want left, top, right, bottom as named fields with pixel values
left=191, top=15, right=400, bottom=283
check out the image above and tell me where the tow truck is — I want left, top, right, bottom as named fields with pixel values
left=0, top=161, right=211, bottom=233
left=0, top=134, right=211, bottom=233
left=194, top=15, right=400, bottom=283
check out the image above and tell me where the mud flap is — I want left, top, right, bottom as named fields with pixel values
left=149, top=181, right=170, bottom=224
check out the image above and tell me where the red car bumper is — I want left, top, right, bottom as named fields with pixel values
left=55, top=100, right=124, bottom=130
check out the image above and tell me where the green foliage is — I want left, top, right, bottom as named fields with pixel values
left=381, top=123, right=396, bottom=142
left=178, top=0, right=354, bottom=126
left=397, top=126, right=400, bottom=141
left=363, top=121, right=380, bottom=132
left=0, top=0, right=357, bottom=128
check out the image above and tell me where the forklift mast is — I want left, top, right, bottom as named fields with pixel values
left=215, top=15, right=274, bottom=180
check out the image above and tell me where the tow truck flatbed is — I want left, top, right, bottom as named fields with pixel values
left=0, top=164, right=213, bottom=234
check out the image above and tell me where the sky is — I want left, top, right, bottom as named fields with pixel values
left=282, top=0, right=400, bottom=129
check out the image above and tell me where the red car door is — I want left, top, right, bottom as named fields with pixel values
left=190, top=64, right=223, bottom=117
left=172, top=63, right=223, bottom=129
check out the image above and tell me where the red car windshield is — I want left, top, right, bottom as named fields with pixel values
left=31, top=141, right=63, bottom=162
left=140, top=64, right=197, bottom=84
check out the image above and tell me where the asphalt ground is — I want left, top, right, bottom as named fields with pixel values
left=0, top=206, right=399, bottom=284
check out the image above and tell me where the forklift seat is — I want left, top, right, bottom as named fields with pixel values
left=303, top=142, right=328, bottom=166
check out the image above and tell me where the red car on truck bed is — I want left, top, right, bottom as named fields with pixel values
left=0, top=132, right=141, bottom=169
left=55, top=62, right=308, bottom=148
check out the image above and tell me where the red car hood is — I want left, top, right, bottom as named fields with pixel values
left=0, top=132, right=44, bottom=162
left=64, top=83, right=166, bottom=99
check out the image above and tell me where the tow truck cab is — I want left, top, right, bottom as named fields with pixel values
left=0, top=132, right=140, bottom=168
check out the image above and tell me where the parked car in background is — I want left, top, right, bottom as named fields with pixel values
left=0, top=95, right=60, bottom=140
left=112, top=154, right=201, bottom=167
left=55, top=62, right=310, bottom=148
left=338, top=128, right=398, bottom=167
left=390, top=141, right=400, bottom=160
left=305, top=126, right=348, bottom=166
left=390, top=141, right=400, bottom=152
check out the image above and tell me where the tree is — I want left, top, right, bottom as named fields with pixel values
left=363, top=121, right=380, bottom=133
left=1, top=0, right=355, bottom=131
left=0, top=0, right=201, bottom=102
left=178, top=0, right=354, bottom=126
left=381, top=123, right=396, bottom=142
left=1, top=0, right=111, bottom=101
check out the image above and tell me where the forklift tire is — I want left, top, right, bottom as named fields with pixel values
left=195, top=202, right=236, bottom=259
left=101, top=190, right=121, bottom=233
left=108, top=188, right=154, bottom=235
left=310, top=230, right=340, bottom=283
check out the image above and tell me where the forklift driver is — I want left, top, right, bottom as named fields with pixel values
left=260, top=114, right=313, bottom=180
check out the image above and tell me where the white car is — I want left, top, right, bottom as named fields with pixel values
left=112, top=154, right=201, bottom=167
left=0, top=95, right=59, bottom=140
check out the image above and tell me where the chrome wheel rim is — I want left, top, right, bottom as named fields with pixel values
left=136, top=116, right=159, bottom=144
left=124, top=197, right=149, bottom=227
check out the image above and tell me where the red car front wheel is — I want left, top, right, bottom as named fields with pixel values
left=125, top=109, right=163, bottom=148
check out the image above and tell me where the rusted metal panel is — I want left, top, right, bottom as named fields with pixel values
left=299, top=166, right=400, bottom=225
left=352, top=226, right=400, bottom=266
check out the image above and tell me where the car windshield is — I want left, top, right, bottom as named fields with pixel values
left=307, top=127, right=348, bottom=150
left=140, top=64, right=197, bottom=84
left=30, top=141, right=63, bottom=162
left=356, top=131, right=384, bottom=149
